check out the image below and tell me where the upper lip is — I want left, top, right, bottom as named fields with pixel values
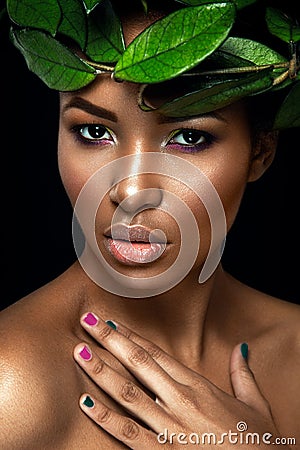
left=104, top=224, right=167, bottom=243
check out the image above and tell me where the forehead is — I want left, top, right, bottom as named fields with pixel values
left=60, top=3, right=248, bottom=124
left=120, top=9, right=166, bottom=46
left=60, top=74, right=249, bottom=133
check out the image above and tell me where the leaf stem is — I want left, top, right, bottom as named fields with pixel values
left=273, top=70, right=289, bottom=85
left=82, top=59, right=115, bottom=73
left=181, top=62, right=289, bottom=77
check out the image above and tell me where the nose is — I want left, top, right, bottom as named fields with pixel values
left=109, top=174, right=163, bottom=213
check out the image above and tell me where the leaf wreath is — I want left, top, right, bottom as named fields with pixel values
left=1, top=0, right=300, bottom=128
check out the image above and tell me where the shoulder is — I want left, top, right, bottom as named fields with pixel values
left=227, top=271, right=300, bottom=331
left=243, top=287, right=300, bottom=439
left=257, top=300, right=300, bottom=440
left=232, top=276, right=300, bottom=369
left=0, top=281, right=81, bottom=449
left=225, top=273, right=300, bottom=436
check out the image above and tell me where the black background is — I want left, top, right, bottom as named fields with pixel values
left=1, top=7, right=299, bottom=310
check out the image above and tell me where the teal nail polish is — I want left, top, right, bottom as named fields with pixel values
left=106, top=320, right=117, bottom=330
left=241, top=342, right=248, bottom=360
left=83, top=396, right=94, bottom=408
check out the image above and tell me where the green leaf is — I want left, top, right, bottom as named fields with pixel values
left=155, top=70, right=274, bottom=117
left=7, top=0, right=61, bottom=36
left=215, top=37, right=289, bottom=91
left=83, top=0, right=103, bottom=13
left=266, top=7, right=300, bottom=43
left=114, top=2, right=235, bottom=83
left=176, top=0, right=228, bottom=5
left=57, top=0, right=88, bottom=50
left=220, top=37, right=287, bottom=66
left=176, top=0, right=255, bottom=8
left=11, top=28, right=96, bottom=91
left=85, top=0, right=125, bottom=63
left=274, top=81, right=300, bottom=129
left=204, top=49, right=252, bottom=69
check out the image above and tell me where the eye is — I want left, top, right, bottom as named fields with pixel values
left=73, top=124, right=114, bottom=144
left=167, top=129, right=215, bottom=153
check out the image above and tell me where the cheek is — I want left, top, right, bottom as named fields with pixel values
left=209, top=156, right=251, bottom=232
left=57, top=131, right=103, bottom=207
left=184, top=152, right=251, bottom=236
left=58, top=153, right=86, bottom=207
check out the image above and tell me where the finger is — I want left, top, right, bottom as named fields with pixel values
left=107, top=319, right=199, bottom=384
left=74, top=343, right=172, bottom=432
left=80, top=312, right=180, bottom=402
left=79, top=393, right=162, bottom=450
left=230, top=343, right=272, bottom=417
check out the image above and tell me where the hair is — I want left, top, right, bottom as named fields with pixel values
left=245, top=90, right=286, bottom=133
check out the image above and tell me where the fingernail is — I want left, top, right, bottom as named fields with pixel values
left=79, top=345, right=92, bottom=361
left=82, top=395, right=94, bottom=408
left=106, top=320, right=117, bottom=330
left=241, top=342, right=248, bottom=360
left=83, top=312, right=98, bottom=326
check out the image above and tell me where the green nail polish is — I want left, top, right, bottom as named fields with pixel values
left=83, top=396, right=94, bottom=408
left=241, top=342, right=248, bottom=360
left=106, top=320, right=117, bottom=330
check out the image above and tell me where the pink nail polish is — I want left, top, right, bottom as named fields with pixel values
left=79, top=345, right=92, bottom=361
left=83, top=312, right=98, bottom=326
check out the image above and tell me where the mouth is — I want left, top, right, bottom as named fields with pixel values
left=104, top=224, right=167, bottom=265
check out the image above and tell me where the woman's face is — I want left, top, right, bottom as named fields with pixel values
left=58, top=75, right=257, bottom=288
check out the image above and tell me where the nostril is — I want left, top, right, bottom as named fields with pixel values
left=109, top=179, right=163, bottom=213
left=118, top=188, right=163, bottom=213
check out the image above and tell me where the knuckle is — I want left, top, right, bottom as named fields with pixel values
left=175, top=387, right=197, bottom=409
left=96, top=405, right=112, bottom=423
left=174, top=383, right=205, bottom=411
left=230, top=365, right=252, bottom=382
left=121, top=329, right=133, bottom=340
left=91, top=359, right=105, bottom=376
left=145, top=343, right=163, bottom=361
left=120, top=381, right=141, bottom=403
left=127, top=345, right=150, bottom=367
left=120, top=419, right=140, bottom=440
left=235, top=366, right=253, bottom=384
left=96, top=324, right=114, bottom=341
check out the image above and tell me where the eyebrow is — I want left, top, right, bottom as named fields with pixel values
left=62, top=97, right=118, bottom=122
left=62, top=96, right=227, bottom=125
left=157, top=111, right=227, bottom=124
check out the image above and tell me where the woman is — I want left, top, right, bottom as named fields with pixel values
left=0, top=0, right=299, bottom=448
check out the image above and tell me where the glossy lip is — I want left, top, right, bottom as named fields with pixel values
left=104, top=223, right=167, bottom=243
left=104, top=224, right=168, bottom=265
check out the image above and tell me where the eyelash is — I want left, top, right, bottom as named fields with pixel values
left=71, top=124, right=215, bottom=153
left=72, top=124, right=115, bottom=146
left=166, top=129, right=216, bottom=153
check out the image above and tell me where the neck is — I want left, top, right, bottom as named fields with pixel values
left=74, top=260, right=226, bottom=366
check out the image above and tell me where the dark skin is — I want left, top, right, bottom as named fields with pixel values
left=1, top=11, right=300, bottom=450
left=0, top=73, right=299, bottom=450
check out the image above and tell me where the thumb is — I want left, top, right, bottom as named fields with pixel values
left=230, top=343, right=271, bottom=417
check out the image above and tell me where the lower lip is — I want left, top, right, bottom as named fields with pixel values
left=107, top=238, right=166, bottom=265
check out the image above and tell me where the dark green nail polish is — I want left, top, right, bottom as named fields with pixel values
left=83, top=395, right=94, bottom=408
left=241, top=342, right=248, bottom=360
left=106, top=320, right=117, bottom=330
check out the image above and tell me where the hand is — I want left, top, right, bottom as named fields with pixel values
left=73, top=312, right=285, bottom=449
